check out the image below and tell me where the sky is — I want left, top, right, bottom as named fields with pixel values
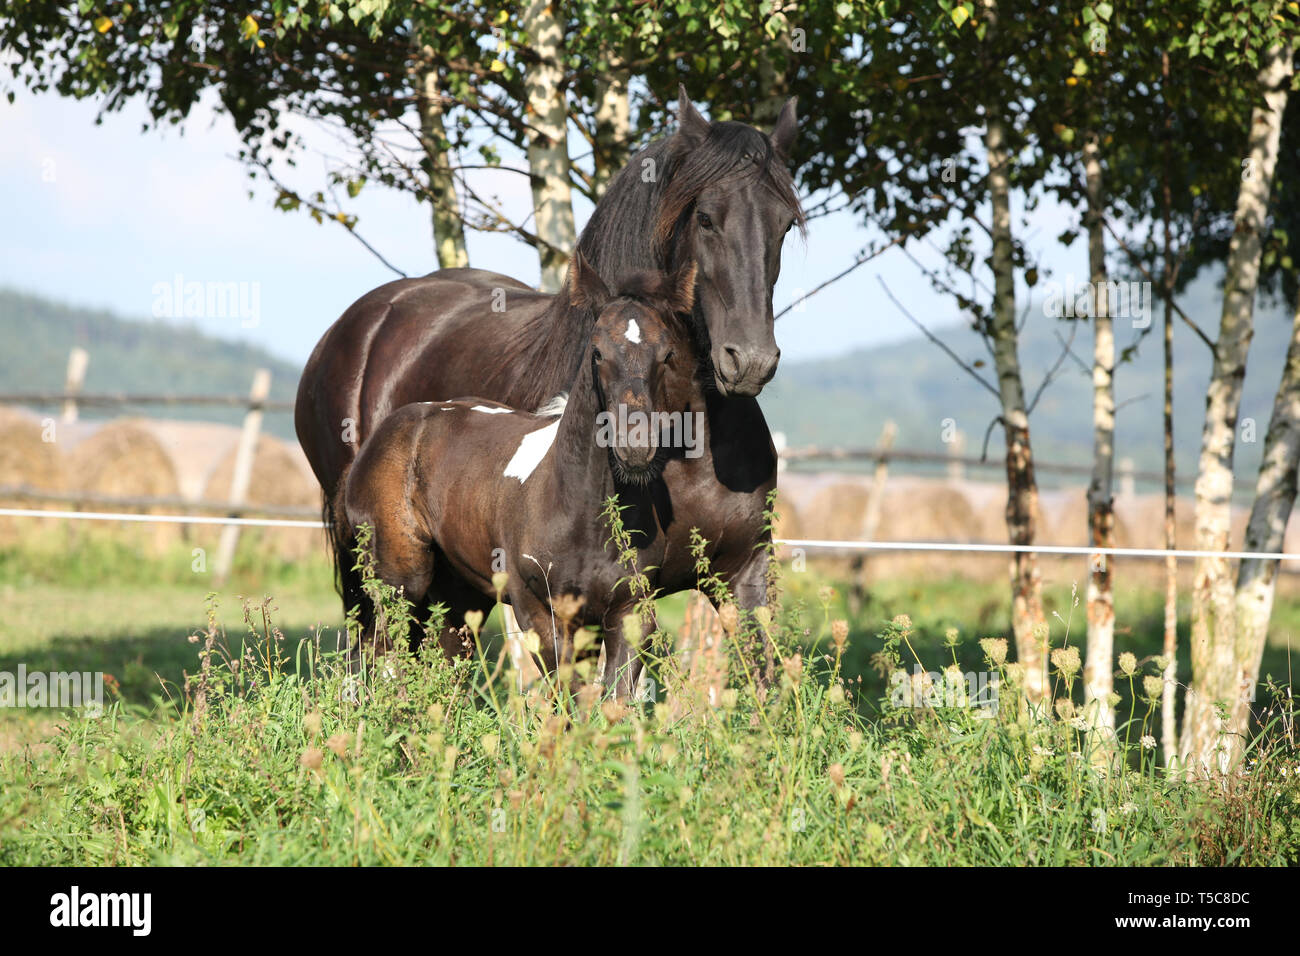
left=1, top=84, right=1091, bottom=369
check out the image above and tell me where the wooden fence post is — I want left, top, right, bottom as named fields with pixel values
left=946, top=428, right=966, bottom=481
left=62, top=348, right=88, bottom=424
left=851, top=420, right=896, bottom=610
left=214, top=369, right=271, bottom=584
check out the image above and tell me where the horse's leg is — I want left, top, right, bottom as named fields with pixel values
left=600, top=608, right=655, bottom=701
left=716, top=546, right=777, bottom=689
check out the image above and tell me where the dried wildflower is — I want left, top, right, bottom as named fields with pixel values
left=1051, top=645, right=1081, bottom=681
left=302, top=710, right=322, bottom=738
left=782, top=654, right=804, bottom=684
left=1032, top=621, right=1050, bottom=645
left=1118, top=651, right=1137, bottom=677
left=1004, top=662, right=1026, bottom=687
left=1142, top=675, right=1164, bottom=702
left=463, top=609, right=484, bottom=635
left=1106, top=692, right=1121, bottom=709
left=831, top=619, right=849, bottom=652
left=300, top=747, right=324, bottom=774
left=1153, top=655, right=1170, bottom=671
left=326, top=733, right=351, bottom=759
left=717, top=603, right=740, bottom=635
left=827, top=684, right=846, bottom=706
left=550, top=594, right=583, bottom=627
left=848, top=730, right=864, bottom=751
left=1055, top=698, right=1076, bottom=721
left=1140, top=735, right=1156, bottom=750
left=828, top=763, right=846, bottom=788
left=980, top=637, right=1008, bottom=666
left=720, top=688, right=739, bottom=710
left=753, top=606, right=772, bottom=630
left=480, top=734, right=499, bottom=756
left=818, top=585, right=835, bottom=605
left=943, top=627, right=960, bottom=648
left=892, top=614, right=912, bottom=631
left=491, top=571, right=509, bottom=595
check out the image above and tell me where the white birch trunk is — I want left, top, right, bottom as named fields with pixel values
left=592, top=66, right=630, bottom=200
left=1230, top=294, right=1300, bottom=755
left=521, top=0, right=577, bottom=292
left=1082, top=130, right=1116, bottom=737
left=1181, top=44, right=1293, bottom=773
left=983, top=1, right=1047, bottom=704
left=414, top=53, right=468, bottom=269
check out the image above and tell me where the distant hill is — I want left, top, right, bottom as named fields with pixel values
left=758, top=273, right=1297, bottom=488
left=1, top=279, right=1295, bottom=488
left=0, top=288, right=301, bottom=439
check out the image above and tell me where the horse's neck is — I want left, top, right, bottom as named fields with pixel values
left=540, top=367, right=614, bottom=512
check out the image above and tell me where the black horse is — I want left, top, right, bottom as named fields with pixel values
left=336, top=256, right=761, bottom=695
left=297, top=89, right=803, bottom=646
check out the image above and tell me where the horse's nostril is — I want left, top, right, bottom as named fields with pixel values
left=718, top=345, right=743, bottom=382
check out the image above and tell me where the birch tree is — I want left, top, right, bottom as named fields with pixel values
left=1082, top=126, right=1116, bottom=733
left=1182, top=42, right=1295, bottom=772
left=520, top=0, right=578, bottom=292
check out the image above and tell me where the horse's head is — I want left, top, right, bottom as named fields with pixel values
left=569, top=252, right=698, bottom=483
left=657, top=88, right=803, bottom=397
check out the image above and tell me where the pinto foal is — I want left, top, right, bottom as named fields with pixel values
left=335, top=255, right=699, bottom=696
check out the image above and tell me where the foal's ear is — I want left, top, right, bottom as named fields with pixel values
left=770, top=96, right=798, bottom=158
left=675, top=84, right=711, bottom=147
left=568, top=251, right=611, bottom=311
left=668, top=261, right=698, bottom=315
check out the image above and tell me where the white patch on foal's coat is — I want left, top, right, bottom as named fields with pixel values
left=471, top=404, right=513, bottom=414
left=625, top=318, right=641, bottom=343
left=504, top=419, right=561, bottom=483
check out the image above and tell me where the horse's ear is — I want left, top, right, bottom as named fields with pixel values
left=770, top=96, right=798, bottom=158
left=668, top=261, right=698, bottom=315
left=568, top=251, right=611, bottom=311
left=675, top=84, right=711, bottom=146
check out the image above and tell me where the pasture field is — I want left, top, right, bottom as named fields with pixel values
left=1, top=527, right=1298, bottom=866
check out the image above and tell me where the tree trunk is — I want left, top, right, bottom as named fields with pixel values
left=1230, top=294, right=1300, bottom=755
left=592, top=66, right=630, bottom=201
left=1181, top=44, right=1293, bottom=773
left=521, top=0, right=577, bottom=292
left=1159, top=49, right=1178, bottom=767
left=414, top=53, right=468, bottom=269
left=983, top=3, right=1047, bottom=704
left=1082, top=129, right=1116, bottom=736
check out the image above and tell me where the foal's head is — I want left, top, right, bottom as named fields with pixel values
left=567, top=253, right=698, bottom=484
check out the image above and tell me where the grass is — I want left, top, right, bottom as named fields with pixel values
left=0, top=523, right=1297, bottom=865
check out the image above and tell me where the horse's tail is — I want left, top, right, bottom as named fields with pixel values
left=326, top=464, right=355, bottom=594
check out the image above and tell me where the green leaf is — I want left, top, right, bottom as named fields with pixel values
left=950, top=4, right=970, bottom=28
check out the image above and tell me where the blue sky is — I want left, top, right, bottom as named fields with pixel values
left=1, top=85, right=1089, bottom=368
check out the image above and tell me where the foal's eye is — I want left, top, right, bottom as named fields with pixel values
left=696, top=211, right=714, bottom=230
left=664, top=349, right=675, bottom=366
left=785, top=219, right=796, bottom=234
left=592, top=348, right=603, bottom=364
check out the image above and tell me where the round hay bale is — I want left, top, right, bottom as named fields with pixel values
left=203, top=434, right=322, bottom=561
left=771, top=492, right=802, bottom=542
left=877, top=482, right=983, bottom=543
left=204, top=434, right=316, bottom=508
left=65, top=418, right=183, bottom=550
left=0, top=407, right=61, bottom=492
left=0, top=407, right=64, bottom=544
left=800, top=482, right=872, bottom=542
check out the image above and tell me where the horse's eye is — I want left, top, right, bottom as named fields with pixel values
left=696, top=211, right=714, bottom=230
left=664, top=349, right=675, bottom=366
left=785, top=219, right=795, bottom=234
left=593, top=348, right=603, bottom=364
